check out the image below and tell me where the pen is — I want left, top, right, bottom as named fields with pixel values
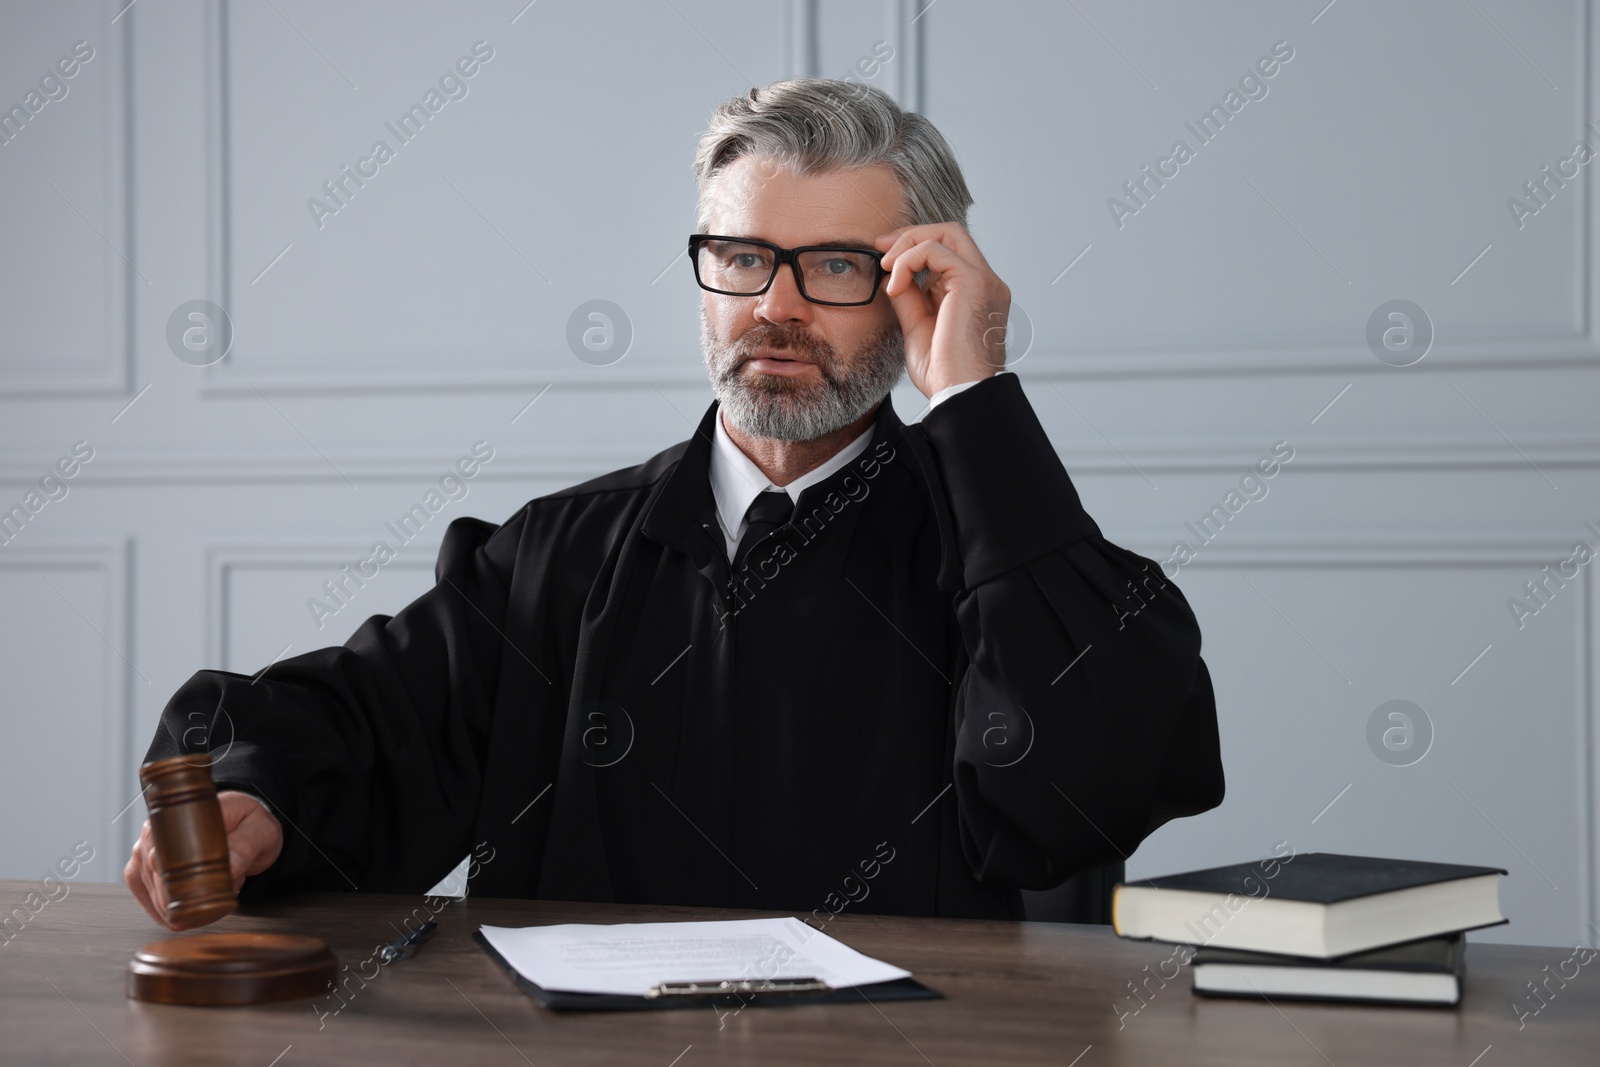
left=379, top=921, right=437, bottom=964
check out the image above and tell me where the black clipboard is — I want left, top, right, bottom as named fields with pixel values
left=473, top=930, right=942, bottom=1012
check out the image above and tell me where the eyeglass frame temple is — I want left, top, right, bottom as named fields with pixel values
left=685, top=233, right=890, bottom=306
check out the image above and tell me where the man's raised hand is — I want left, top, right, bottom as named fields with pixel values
left=875, top=222, right=1011, bottom=399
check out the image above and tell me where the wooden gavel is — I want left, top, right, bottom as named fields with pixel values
left=139, top=754, right=238, bottom=927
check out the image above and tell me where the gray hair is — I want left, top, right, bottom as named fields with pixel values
left=693, top=78, right=974, bottom=233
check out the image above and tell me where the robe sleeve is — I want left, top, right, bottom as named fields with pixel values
left=910, top=372, right=1225, bottom=890
left=142, top=506, right=535, bottom=898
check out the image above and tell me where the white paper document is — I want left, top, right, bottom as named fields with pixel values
left=478, top=916, right=912, bottom=996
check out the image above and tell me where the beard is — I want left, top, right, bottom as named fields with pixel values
left=699, top=306, right=906, bottom=443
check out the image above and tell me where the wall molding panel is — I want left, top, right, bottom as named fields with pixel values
left=0, top=541, right=134, bottom=882
left=205, top=545, right=435, bottom=674
left=0, top=2, right=134, bottom=398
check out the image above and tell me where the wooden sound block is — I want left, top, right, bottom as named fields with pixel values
left=127, top=932, right=338, bottom=1006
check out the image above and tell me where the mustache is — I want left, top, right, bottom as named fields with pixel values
left=734, top=325, right=830, bottom=364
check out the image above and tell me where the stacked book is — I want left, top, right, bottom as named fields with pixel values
left=1112, top=852, right=1507, bottom=1006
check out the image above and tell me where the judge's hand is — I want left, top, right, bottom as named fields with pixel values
left=123, top=790, right=284, bottom=930
left=874, top=223, right=1011, bottom=400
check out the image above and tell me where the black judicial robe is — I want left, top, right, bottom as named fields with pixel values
left=146, top=372, right=1225, bottom=920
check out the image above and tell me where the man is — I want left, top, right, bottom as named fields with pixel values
left=126, top=78, right=1223, bottom=929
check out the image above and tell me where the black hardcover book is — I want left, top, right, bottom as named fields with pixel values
left=1114, top=853, right=1506, bottom=958
left=1134, top=853, right=1502, bottom=903
left=1192, top=933, right=1466, bottom=1006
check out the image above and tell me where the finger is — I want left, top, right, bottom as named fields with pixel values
left=124, top=841, right=159, bottom=922
left=216, top=795, right=256, bottom=892
left=137, top=817, right=162, bottom=874
left=218, top=789, right=271, bottom=829
left=876, top=229, right=925, bottom=273
left=131, top=843, right=175, bottom=930
left=219, top=796, right=284, bottom=897
left=230, top=847, right=246, bottom=895
left=139, top=851, right=170, bottom=928
left=883, top=260, right=935, bottom=340
left=137, top=820, right=181, bottom=930
left=876, top=227, right=945, bottom=273
left=877, top=222, right=990, bottom=273
left=222, top=793, right=284, bottom=876
left=885, top=238, right=977, bottom=300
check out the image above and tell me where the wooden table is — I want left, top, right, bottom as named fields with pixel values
left=1, top=881, right=1593, bottom=1065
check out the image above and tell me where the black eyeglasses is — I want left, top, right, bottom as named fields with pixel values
left=688, top=233, right=890, bottom=307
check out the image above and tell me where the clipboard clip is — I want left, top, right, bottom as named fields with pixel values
left=645, top=976, right=832, bottom=999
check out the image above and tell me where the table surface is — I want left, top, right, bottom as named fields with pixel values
left=1, top=880, right=1594, bottom=1066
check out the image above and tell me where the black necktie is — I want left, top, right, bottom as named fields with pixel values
left=733, top=490, right=793, bottom=572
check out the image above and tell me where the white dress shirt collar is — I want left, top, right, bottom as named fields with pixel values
left=709, top=408, right=875, bottom=560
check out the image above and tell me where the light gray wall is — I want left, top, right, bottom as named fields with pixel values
left=1, top=0, right=1595, bottom=949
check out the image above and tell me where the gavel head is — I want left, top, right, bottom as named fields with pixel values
left=139, top=754, right=238, bottom=928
